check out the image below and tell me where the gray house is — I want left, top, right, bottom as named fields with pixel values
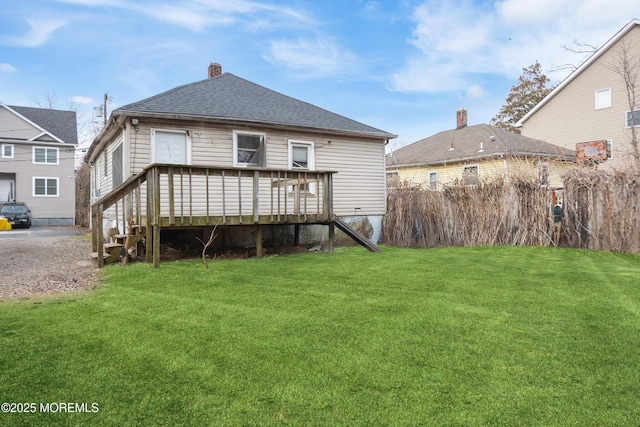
left=0, top=103, right=77, bottom=225
left=86, top=64, right=396, bottom=265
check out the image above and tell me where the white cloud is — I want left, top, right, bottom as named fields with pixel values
left=58, top=0, right=312, bottom=32
left=496, top=0, right=573, bottom=26
left=466, top=84, right=486, bottom=100
left=390, top=0, right=640, bottom=94
left=0, top=18, right=66, bottom=47
left=0, top=63, right=17, bottom=73
left=70, top=96, right=94, bottom=105
left=263, top=36, right=358, bottom=78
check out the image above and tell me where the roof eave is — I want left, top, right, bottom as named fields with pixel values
left=387, top=152, right=575, bottom=169
left=518, top=18, right=640, bottom=127
left=114, top=110, right=397, bottom=140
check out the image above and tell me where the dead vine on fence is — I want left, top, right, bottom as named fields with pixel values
left=383, top=169, right=640, bottom=254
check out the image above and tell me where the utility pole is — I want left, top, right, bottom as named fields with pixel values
left=103, top=92, right=108, bottom=126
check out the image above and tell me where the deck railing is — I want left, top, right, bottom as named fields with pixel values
left=91, top=164, right=335, bottom=266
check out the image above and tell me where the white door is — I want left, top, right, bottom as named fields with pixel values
left=0, top=179, right=14, bottom=202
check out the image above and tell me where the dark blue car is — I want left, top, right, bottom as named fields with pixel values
left=0, top=203, right=32, bottom=228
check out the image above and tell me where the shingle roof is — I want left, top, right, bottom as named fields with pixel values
left=9, top=105, right=78, bottom=145
left=116, top=73, right=396, bottom=139
left=387, top=124, right=575, bottom=168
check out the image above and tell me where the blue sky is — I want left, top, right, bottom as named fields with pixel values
left=1, top=0, right=639, bottom=150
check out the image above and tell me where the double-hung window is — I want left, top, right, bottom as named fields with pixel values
left=626, top=111, right=640, bottom=128
left=428, top=172, right=438, bottom=191
left=33, top=147, right=58, bottom=164
left=33, top=177, right=58, bottom=197
left=288, top=140, right=315, bottom=195
left=233, top=131, right=265, bottom=167
left=112, top=142, right=124, bottom=187
left=2, top=144, right=13, bottom=158
left=537, top=161, right=549, bottom=188
left=462, top=165, right=479, bottom=186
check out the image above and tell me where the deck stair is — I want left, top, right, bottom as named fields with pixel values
left=333, top=216, right=382, bottom=253
left=92, top=225, right=146, bottom=264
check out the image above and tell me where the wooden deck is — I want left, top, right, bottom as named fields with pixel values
left=91, top=164, right=335, bottom=267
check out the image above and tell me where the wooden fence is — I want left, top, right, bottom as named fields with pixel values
left=382, top=170, right=640, bottom=253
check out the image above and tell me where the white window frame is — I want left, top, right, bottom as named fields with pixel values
left=233, top=130, right=266, bottom=167
left=2, top=144, right=14, bottom=158
left=595, top=88, right=611, bottom=109
left=151, top=129, right=192, bottom=165
left=287, top=139, right=316, bottom=195
left=462, top=164, right=479, bottom=186
left=33, top=146, right=59, bottom=165
left=606, top=139, right=613, bottom=160
left=288, top=140, right=315, bottom=170
left=112, top=141, right=124, bottom=187
left=626, top=110, right=640, bottom=128
left=428, top=171, right=438, bottom=191
left=32, top=177, right=59, bottom=197
left=537, top=161, right=549, bottom=188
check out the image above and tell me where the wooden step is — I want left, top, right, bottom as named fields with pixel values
left=104, top=242, right=124, bottom=250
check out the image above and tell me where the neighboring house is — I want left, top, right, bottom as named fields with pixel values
left=0, top=103, right=77, bottom=225
left=387, top=108, right=575, bottom=190
left=86, top=64, right=396, bottom=265
left=518, top=19, right=640, bottom=170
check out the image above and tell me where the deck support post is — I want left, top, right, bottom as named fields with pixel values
left=153, top=226, right=161, bottom=268
left=96, top=204, right=104, bottom=267
left=256, top=225, right=264, bottom=258
left=294, top=224, right=300, bottom=247
left=328, top=222, right=335, bottom=253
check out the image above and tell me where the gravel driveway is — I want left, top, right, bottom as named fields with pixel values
left=0, top=227, right=100, bottom=300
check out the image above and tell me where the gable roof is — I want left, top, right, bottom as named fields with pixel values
left=115, top=73, right=397, bottom=140
left=517, top=18, right=640, bottom=127
left=3, top=104, right=78, bottom=145
left=387, top=124, right=575, bottom=168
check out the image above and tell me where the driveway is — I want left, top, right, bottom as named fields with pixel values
left=0, top=226, right=98, bottom=300
left=0, top=226, right=88, bottom=239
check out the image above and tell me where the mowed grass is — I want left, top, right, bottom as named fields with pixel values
left=1, top=245, right=640, bottom=426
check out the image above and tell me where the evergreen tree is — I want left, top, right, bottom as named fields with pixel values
left=491, top=61, right=555, bottom=134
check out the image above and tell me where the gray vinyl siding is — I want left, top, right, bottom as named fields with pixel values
left=117, top=120, right=386, bottom=217
left=0, top=141, right=75, bottom=224
left=522, top=26, right=640, bottom=170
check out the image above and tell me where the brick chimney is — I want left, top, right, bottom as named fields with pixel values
left=456, top=107, right=467, bottom=129
left=208, top=63, right=222, bottom=78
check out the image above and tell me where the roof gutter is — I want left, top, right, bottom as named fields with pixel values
left=387, top=151, right=575, bottom=169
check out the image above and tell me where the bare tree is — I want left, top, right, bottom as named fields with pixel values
left=550, top=41, right=599, bottom=74
left=30, top=93, right=58, bottom=109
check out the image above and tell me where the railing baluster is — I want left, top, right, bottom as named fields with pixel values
left=189, top=167, right=193, bottom=226
left=168, top=167, right=175, bottom=225
left=253, top=170, right=259, bottom=223
left=222, top=169, right=226, bottom=224
left=180, top=167, right=184, bottom=225
left=238, top=170, right=242, bottom=224
left=206, top=168, right=210, bottom=224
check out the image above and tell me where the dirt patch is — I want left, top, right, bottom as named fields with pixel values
left=0, top=231, right=100, bottom=300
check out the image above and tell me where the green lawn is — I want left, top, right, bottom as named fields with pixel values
left=1, top=245, right=640, bottom=426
